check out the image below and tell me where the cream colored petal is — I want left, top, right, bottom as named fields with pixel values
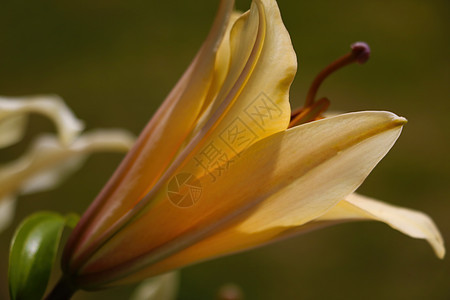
left=0, top=195, right=16, bottom=233
left=0, top=130, right=135, bottom=201
left=130, top=272, right=179, bottom=300
left=76, top=111, right=406, bottom=286
left=317, top=193, right=445, bottom=259
left=0, top=95, right=84, bottom=147
left=127, top=192, right=446, bottom=279
left=238, top=111, right=405, bottom=232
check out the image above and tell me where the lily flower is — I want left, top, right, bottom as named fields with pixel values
left=0, top=95, right=136, bottom=233
left=58, top=0, right=444, bottom=293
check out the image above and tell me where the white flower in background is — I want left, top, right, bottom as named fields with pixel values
left=0, top=95, right=136, bottom=232
left=0, top=95, right=84, bottom=148
left=130, top=272, right=179, bottom=300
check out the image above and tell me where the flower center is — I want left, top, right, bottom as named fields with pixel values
left=289, top=42, right=371, bottom=128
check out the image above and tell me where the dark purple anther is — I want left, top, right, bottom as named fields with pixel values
left=304, top=41, right=372, bottom=107
left=351, top=42, right=371, bottom=64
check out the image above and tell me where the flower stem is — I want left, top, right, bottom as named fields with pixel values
left=45, top=277, right=77, bottom=300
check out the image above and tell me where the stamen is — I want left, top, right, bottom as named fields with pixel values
left=289, top=42, right=370, bottom=128
left=304, top=42, right=370, bottom=107
left=290, top=106, right=304, bottom=122
left=289, top=97, right=330, bottom=128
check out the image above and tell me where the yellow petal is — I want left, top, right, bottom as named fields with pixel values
left=145, top=0, right=297, bottom=198
left=67, top=0, right=295, bottom=283
left=131, top=191, right=445, bottom=280
left=0, top=95, right=84, bottom=147
left=317, top=193, right=445, bottom=259
left=187, top=10, right=242, bottom=139
left=73, top=111, right=405, bottom=287
left=69, top=0, right=236, bottom=251
left=178, top=0, right=297, bottom=181
left=67, top=0, right=297, bottom=278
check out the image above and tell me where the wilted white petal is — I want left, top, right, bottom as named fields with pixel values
left=0, top=95, right=84, bottom=147
left=0, top=129, right=135, bottom=202
left=0, top=115, right=27, bottom=148
left=130, top=272, right=179, bottom=300
left=0, top=195, right=16, bottom=233
left=317, top=193, right=446, bottom=259
left=20, top=155, right=85, bottom=195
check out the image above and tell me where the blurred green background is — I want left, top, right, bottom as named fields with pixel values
left=1, top=0, right=449, bottom=299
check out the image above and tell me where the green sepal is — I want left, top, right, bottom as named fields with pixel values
left=8, top=212, right=79, bottom=300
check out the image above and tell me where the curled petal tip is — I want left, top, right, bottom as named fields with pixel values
left=394, top=116, right=407, bottom=126
left=351, top=42, right=371, bottom=64
left=380, top=111, right=407, bottom=126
